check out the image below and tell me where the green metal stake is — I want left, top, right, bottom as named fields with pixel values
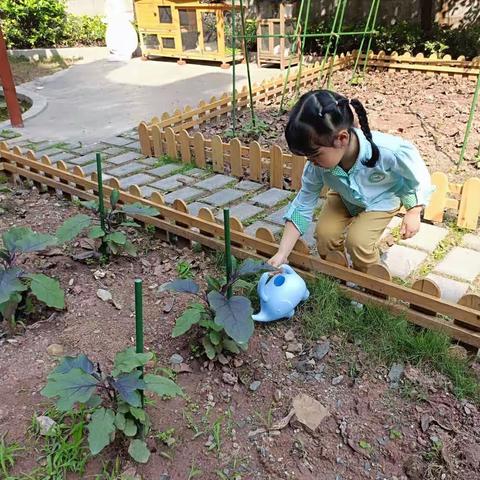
left=134, top=279, right=145, bottom=414
left=360, top=0, right=381, bottom=79
left=96, top=152, right=106, bottom=233
left=350, top=0, right=378, bottom=83
left=239, top=0, right=255, bottom=127
left=231, top=0, right=237, bottom=135
left=327, top=0, right=348, bottom=89
left=279, top=0, right=307, bottom=112
left=294, top=0, right=312, bottom=101
left=223, top=209, right=233, bottom=299
left=458, top=71, right=480, bottom=167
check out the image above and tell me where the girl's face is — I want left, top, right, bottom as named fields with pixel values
left=307, top=130, right=349, bottom=169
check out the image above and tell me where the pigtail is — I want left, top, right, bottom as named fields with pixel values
left=350, top=98, right=379, bottom=168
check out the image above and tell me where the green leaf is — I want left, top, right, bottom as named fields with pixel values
left=209, top=330, right=221, bottom=346
left=88, top=226, right=106, bottom=239
left=3, top=227, right=56, bottom=253
left=160, top=279, right=199, bottom=294
left=55, top=214, right=92, bottom=244
left=106, top=232, right=126, bottom=245
left=129, top=407, right=146, bottom=422
left=144, top=374, right=183, bottom=398
left=207, top=291, right=254, bottom=345
left=88, top=408, right=116, bottom=455
left=112, top=347, right=153, bottom=377
left=122, top=240, right=137, bottom=257
left=0, top=267, right=26, bottom=304
left=29, top=274, right=65, bottom=309
left=123, top=418, right=137, bottom=437
left=121, top=221, right=141, bottom=228
left=121, top=202, right=159, bottom=217
left=237, top=259, right=276, bottom=277
left=81, top=200, right=99, bottom=211
left=117, top=402, right=129, bottom=414
left=172, top=308, right=201, bottom=337
left=0, top=292, right=22, bottom=321
left=199, top=317, right=224, bottom=332
left=223, top=339, right=240, bottom=354
left=359, top=440, right=372, bottom=450
left=128, top=439, right=150, bottom=463
left=110, top=189, right=120, bottom=209
left=84, top=394, right=103, bottom=409
left=202, top=336, right=216, bottom=360
left=110, top=371, right=145, bottom=407
left=206, top=275, right=222, bottom=292
left=53, top=354, right=95, bottom=375
left=114, top=412, right=126, bottom=430
left=41, top=368, right=98, bottom=411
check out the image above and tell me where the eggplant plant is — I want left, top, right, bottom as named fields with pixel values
left=41, top=347, right=183, bottom=464
left=162, top=258, right=275, bottom=360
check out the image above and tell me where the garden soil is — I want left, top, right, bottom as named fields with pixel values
left=0, top=185, right=479, bottom=480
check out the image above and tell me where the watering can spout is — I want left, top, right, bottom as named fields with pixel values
left=252, top=310, right=270, bottom=322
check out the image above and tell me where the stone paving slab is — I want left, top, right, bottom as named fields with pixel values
left=381, top=244, right=428, bottom=279
left=461, top=233, right=480, bottom=251
left=103, top=146, right=127, bottom=157
left=72, top=144, right=108, bottom=156
left=400, top=223, right=449, bottom=253
left=35, top=147, right=64, bottom=157
left=187, top=202, right=211, bottom=217
left=434, top=246, right=480, bottom=282
left=203, top=189, right=245, bottom=207
left=426, top=273, right=470, bottom=303
left=184, top=168, right=209, bottom=178
left=215, top=203, right=264, bottom=222
left=140, top=186, right=159, bottom=198
left=245, top=221, right=282, bottom=237
left=107, top=162, right=145, bottom=177
left=69, top=152, right=97, bottom=166
left=119, top=173, right=157, bottom=190
left=251, top=188, right=291, bottom=207
left=108, top=151, right=143, bottom=165
left=148, top=164, right=183, bottom=178
left=49, top=151, right=77, bottom=162
left=195, top=174, right=236, bottom=191
left=164, top=187, right=204, bottom=204
left=150, top=174, right=195, bottom=191
left=103, top=136, right=133, bottom=147
left=235, top=180, right=263, bottom=192
left=265, top=205, right=288, bottom=225
left=125, top=141, right=141, bottom=150
left=82, top=162, right=112, bottom=176
left=303, top=223, right=316, bottom=248
left=139, top=157, right=158, bottom=167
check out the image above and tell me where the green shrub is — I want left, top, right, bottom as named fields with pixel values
left=60, top=14, right=106, bottom=47
left=0, top=0, right=67, bottom=49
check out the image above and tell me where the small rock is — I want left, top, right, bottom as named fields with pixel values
left=68, top=278, right=74, bottom=286
left=274, top=389, right=282, bottom=402
left=159, top=475, right=171, bottom=480
left=163, top=298, right=174, bottom=314
left=233, top=358, right=244, bottom=368
left=448, top=345, right=468, bottom=360
left=172, top=363, right=193, bottom=374
left=249, top=380, right=261, bottom=392
left=217, top=354, right=229, bottom=365
left=287, top=342, right=302, bottom=353
left=388, top=363, right=405, bottom=388
left=313, top=341, right=330, bottom=361
left=36, top=415, right=56, bottom=435
left=93, top=269, right=106, bottom=280
left=96, top=288, right=112, bottom=302
left=284, top=329, right=295, bottom=342
left=169, top=354, right=184, bottom=365
left=332, top=375, right=344, bottom=385
left=222, top=372, right=237, bottom=386
left=47, top=344, right=64, bottom=356
left=285, top=352, right=295, bottom=360
left=295, top=360, right=314, bottom=373
left=292, top=393, right=329, bottom=431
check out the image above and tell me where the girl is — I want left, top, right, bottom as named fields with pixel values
left=268, top=90, right=433, bottom=272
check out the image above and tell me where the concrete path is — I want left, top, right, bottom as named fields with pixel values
left=5, top=128, right=480, bottom=305
left=10, top=57, right=279, bottom=144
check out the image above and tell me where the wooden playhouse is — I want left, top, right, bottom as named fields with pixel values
left=134, top=0, right=244, bottom=67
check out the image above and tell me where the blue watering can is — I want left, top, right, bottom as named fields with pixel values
left=252, top=264, right=310, bottom=322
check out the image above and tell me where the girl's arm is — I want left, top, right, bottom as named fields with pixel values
left=268, top=221, right=301, bottom=268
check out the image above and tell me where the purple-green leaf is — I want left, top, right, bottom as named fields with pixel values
left=53, top=354, right=95, bottom=375
left=110, top=370, right=145, bottom=407
left=160, top=279, right=199, bottom=294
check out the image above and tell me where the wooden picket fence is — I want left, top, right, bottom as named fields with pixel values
left=2, top=144, right=480, bottom=348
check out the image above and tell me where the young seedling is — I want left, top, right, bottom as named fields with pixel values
left=41, top=347, right=183, bottom=464
left=161, top=258, right=275, bottom=360
left=177, top=260, right=194, bottom=279
left=0, top=433, right=23, bottom=477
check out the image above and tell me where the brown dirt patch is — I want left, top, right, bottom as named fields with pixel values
left=0, top=183, right=479, bottom=479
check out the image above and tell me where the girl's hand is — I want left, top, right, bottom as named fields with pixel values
left=400, top=206, right=422, bottom=239
left=268, top=251, right=289, bottom=269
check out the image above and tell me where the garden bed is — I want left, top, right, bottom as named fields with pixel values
left=199, top=68, right=480, bottom=185
left=1, top=183, right=480, bottom=479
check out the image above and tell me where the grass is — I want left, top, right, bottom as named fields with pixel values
left=301, top=274, right=480, bottom=403
left=0, top=434, right=23, bottom=477
left=9, top=55, right=73, bottom=85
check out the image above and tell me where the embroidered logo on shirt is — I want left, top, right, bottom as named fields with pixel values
left=368, top=172, right=386, bottom=183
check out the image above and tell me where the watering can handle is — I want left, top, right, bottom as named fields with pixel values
left=281, top=264, right=295, bottom=275
left=257, top=272, right=270, bottom=303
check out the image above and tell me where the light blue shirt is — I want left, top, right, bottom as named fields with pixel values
left=284, top=128, right=434, bottom=235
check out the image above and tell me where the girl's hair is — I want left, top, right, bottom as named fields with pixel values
left=285, top=90, right=379, bottom=167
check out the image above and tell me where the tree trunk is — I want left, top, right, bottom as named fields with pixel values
left=420, top=0, right=435, bottom=32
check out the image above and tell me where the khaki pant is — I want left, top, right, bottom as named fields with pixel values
left=315, top=191, right=397, bottom=272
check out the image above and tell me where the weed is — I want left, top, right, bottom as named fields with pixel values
left=0, top=434, right=23, bottom=477
left=145, top=224, right=156, bottom=236
left=389, top=428, right=403, bottom=440
left=209, top=418, right=222, bottom=452
left=155, top=428, right=176, bottom=448
left=177, top=260, right=194, bottom=279
left=224, top=117, right=271, bottom=142
left=301, top=274, right=480, bottom=403
left=95, top=456, right=122, bottom=479
left=187, top=461, right=202, bottom=479
left=254, top=404, right=274, bottom=430
left=0, top=173, right=8, bottom=184
left=153, top=154, right=178, bottom=168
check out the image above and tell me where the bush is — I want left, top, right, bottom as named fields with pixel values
left=0, top=0, right=67, bottom=49
left=60, top=14, right=106, bottom=47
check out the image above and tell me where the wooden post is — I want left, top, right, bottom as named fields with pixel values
left=0, top=24, right=23, bottom=127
